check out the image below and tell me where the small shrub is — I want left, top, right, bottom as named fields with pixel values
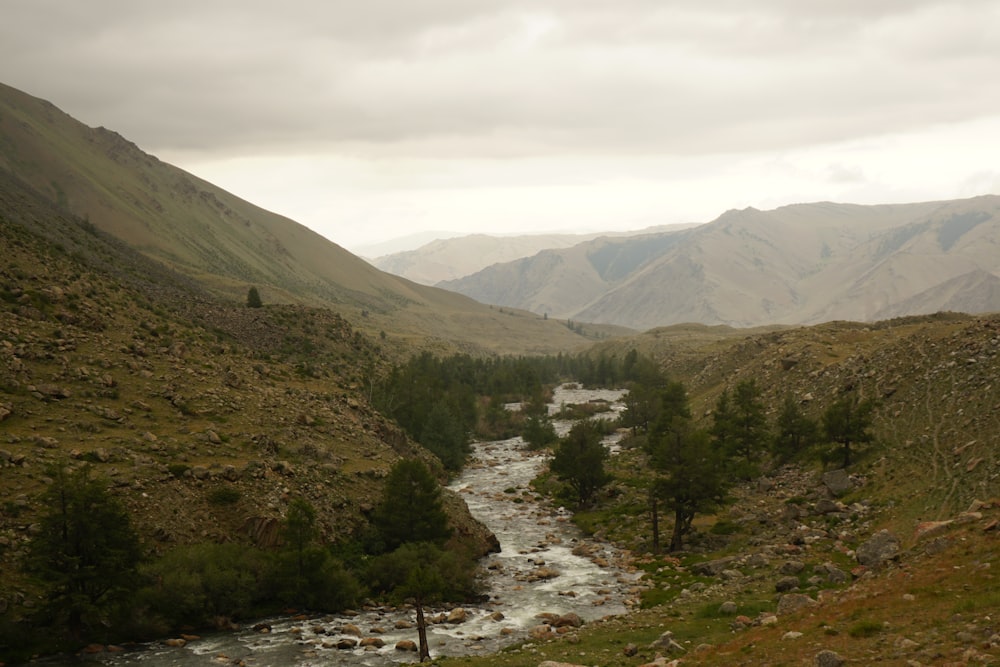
left=848, top=620, right=883, bottom=638
left=167, top=463, right=190, bottom=478
left=208, top=486, right=241, bottom=505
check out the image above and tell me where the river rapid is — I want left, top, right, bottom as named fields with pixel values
left=72, top=385, right=638, bottom=667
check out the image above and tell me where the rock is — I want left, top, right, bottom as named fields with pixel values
left=637, top=654, right=682, bottom=667
left=783, top=631, right=803, bottom=640
left=780, top=560, right=805, bottom=575
left=394, top=619, right=414, bottom=629
left=538, top=662, right=588, bottom=667
left=719, top=601, right=738, bottom=615
left=341, top=623, right=363, bottom=637
left=623, top=643, right=639, bottom=656
left=530, top=624, right=554, bottom=640
left=777, top=593, right=818, bottom=615
left=822, top=469, right=854, bottom=497
left=691, top=556, right=737, bottom=576
left=553, top=612, right=583, bottom=628
left=649, top=630, right=685, bottom=654
left=856, top=529, right=900, bottom=567
left=335, top=638, right=357, bottom=649
left=359, top=637, right=385, bottom=648
left=163, top=638, right=186, bottom=647
left=815, top=649, right=845, bottom=667
left=775, top=576, right=801, bottom=592
left=814, top=498, right=845, bottom=514
left=395, top=640, right=417, bottom=652
left=446, top=607, right=468, bottom=623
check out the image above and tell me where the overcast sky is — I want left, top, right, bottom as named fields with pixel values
left=2, top=1, right=999, bottom=253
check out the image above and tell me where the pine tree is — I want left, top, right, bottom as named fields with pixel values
left=822, top=393, right=876, bottom=467
left=28, top=465, right=142, bottom=641
left=246, top=286, right=262, bottom=308
left=772, top=394, right=819, bottom=462
left=374, top=459, right=452, bottom=551
left=550, top=420, right=612, bottom=507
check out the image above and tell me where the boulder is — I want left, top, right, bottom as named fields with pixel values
left=359, top=637, right=385, bottom=648
left=775, top=576, right=800, bottom=592
left=691, top=556, right=737, bottom=576
left=822, top=469, right=854, bottom=497
left=446, top=607, right=468, bottom=624
left=649, top=630, right=685, bottom=654
left=815, top=649, right=845, bottom=667
left=335, top=638, right=357, bottom=650
left=776, top=593, right=818, bottom=616
left=780, top=560, right=805, bottom=575
left=553, top=612, right=583, bottom=628
left=856, top=529, right=900, bottom=567
left=395, top=640, right=417, bottom=652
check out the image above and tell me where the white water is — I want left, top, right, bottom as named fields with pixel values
left=63, top=386, right=635, bottom=666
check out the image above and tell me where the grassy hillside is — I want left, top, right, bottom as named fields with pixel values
left=0, top=82, right=597, bottom=356
left=0, top=173, right=498, bottom=636
left=442, top=314, right=999, bottom=666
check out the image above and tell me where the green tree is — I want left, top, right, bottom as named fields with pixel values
left=822, top=393, right=876, bottom=467
left=651, top=423, right=729, bottom=552
left=772, top=394, right=819, bottom=462
left=419, top=402, right=470, bottom=471
left=374, top=459, right=453, bottom=552
left=646, top=382, right=729, bottom=552
left=271, top=497, right=360, bottom=611
left=550, top=420, right=612, bottom=507
left=368, top=542, right=479, bottom=661
left=246, top=286, right=262, bottom=308
left=521, top=413, right=558, bottom=449
left=28, top=465, right=142, bottom=641
left=711, top=380, right=769, bottom=477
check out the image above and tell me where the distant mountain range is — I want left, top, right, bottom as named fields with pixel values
left=370, top=229, right=695, bottom=285
left=430, top=198, right=1000, bottom=329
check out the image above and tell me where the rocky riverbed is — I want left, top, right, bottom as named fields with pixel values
left=63, top=386, right=639, bottom=667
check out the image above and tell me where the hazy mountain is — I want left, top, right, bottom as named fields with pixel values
left=0, top=82, right=602, bottom=354
left=440, top=198, right=1000, bottom=329
left=371, top=226, right=696, bottom=285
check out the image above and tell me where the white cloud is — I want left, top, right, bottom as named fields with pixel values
left=1, top=0, right=998, bottom=250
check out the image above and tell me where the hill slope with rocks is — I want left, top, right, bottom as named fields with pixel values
left=445, top=313, right=999, bottom=667
left=0, top=171, right=497, bottom=628
left=0, top=81, right=595, bottom=356
left=440, top=198, right=1000, bottom=330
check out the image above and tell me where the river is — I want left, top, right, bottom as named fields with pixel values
left=71, top=385, right=637, bottom=666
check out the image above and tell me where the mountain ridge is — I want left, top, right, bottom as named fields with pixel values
left=439, top=196, right=1000, bottom=329
left=0, top=81, right=603, bottom=356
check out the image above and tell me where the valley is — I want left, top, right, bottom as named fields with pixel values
left=0, top=81, right=998, bottom=666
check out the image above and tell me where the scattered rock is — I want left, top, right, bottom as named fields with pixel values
left=776, top=576, right=801, bottom=592
left=649, top=630, right=686, bottom=654
left=856, top=529, right=900, bottom=567
left=395, top=640, right=417, bottom=652
left=777, top=593, right=818, bottom=615
left=780, top=560, right=805, bottom=575
left=446, top=607, right=468, bottom=624
left=822, top=469, right=854, bottom=497
left=815, top=649, right=845, bottom=667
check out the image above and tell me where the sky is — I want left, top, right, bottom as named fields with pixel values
left=2, top=1, right=999, bottom=254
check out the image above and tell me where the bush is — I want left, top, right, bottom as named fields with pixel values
left=207, top=486, right=241, bottom=505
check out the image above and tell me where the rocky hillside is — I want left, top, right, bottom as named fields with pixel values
left=446, top=314, right=999, bottom=667
left=0, top=81, right=593, bottom=356
left=0, top=171, right=497, bottom=621
left=440, top=198, right=1000, bottom=330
